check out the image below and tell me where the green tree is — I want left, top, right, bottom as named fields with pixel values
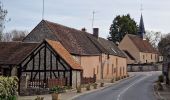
left=108, top=14, right=138, bottom=43
left=0, top=2, right=8, bottom=41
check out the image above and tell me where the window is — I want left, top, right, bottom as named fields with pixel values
left=143, top=55, right=145, bottom=59
left=107, top=64, right=109, bottom=75
left=112, top=64, right=114, bottom=74
left=99, top=56, right=101, bottom=62
left=97, top=65, right=99, bottom=74
left=93, top=68, right=95, bottom=75
left=116, top=58, right=118, bottom=67
left=155, top=55, right=157, bottom=60
left=151, top=54, right=152, bottom=59
left=107, top=54, right=110, bottom=59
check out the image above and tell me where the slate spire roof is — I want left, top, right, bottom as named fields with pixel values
left=138, top=14, right=146, bottom=39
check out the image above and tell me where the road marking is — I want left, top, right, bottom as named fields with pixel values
left=117, top=74, right=151, bottom=100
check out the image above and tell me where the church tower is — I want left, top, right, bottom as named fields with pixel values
left=138, top=14, right=146, bottom=40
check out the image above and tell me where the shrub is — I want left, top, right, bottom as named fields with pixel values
left=76, top=85, right=82, bottom=93
left=158, top=75, right=164, bottom=83
left=50, top=86, right=66, bottom=94
left=86, top=84, right=91, bottom=91
left=116, top=77, right=120, bottom=81
left=65, top=86, right=72, bottom=90
left=92, top=83, right=98, bottom=89
left=35, top=96, right=44, bottom=100
left=0, top=76, right=18, bottom=100
left=111, top=78, right=115, bottom=83
left=100, top=82, right=104, bottom=87
left=157, top=82, right=163, bottom=91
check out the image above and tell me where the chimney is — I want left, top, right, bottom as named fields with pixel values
left=81, top=27, right=86, bottom=32
left=93, top=28, right=99, bottom=38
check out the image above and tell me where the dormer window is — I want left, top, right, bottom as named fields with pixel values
left=111, top=48, right=117, bottom=54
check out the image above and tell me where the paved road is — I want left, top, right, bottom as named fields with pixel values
left=74, top=71, right=161, bottom=100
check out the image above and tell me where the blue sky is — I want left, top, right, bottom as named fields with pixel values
left=2, top=0, right=170, bottom=38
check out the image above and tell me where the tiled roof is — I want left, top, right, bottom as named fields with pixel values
left=0, top=42, right=39, bottom=65
left=23, top=20, right=126, bottom=58
left=97, top=37, right=126, bottom=58
left=45, top=20, right=126, bottom=57
left=46, top=39, right=82, bottom=70
left=44, top=20, right=101, bottom=55
left=123, top=50, right=135, bottom=60
left=127, top=34, right=158, bottom=53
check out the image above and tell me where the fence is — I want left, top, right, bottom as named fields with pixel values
left=28, top=78, right=67, bottom=89
left=47, top=78, right=66, bottom=88
left=28, top=79, right=47, bottom=88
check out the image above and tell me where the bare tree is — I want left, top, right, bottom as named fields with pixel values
left=2, top=32, right=12, bottom=42
left=146, top=31, right=162, bottom=49
left=11, top=30, right=27, bottom=41
left=2, top=30, right=28, bottom=42
left=0, top=2, right=8, bottom=41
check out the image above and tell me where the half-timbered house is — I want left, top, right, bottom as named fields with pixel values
left=0, top=39, right=82, bottom=90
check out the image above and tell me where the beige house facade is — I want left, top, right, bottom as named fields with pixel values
left=119, top=34, right=159, bottom=64
left=23, top=20, right=127, bottom=81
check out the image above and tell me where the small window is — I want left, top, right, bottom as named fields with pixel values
left=112, top=64, right=114, bottom=74
left=143, top=55, right=145, bottom=59
left=107, top=64, right=109, bottom=74
left=99, top=56, right=101, bottom=62
left=155, top=55, right=157, bottom=60
left=97, top=65, right=99, bottom=74
left=93, top=68, right=95, bottom=75
left=116, top=58, right=118, bottom=67
left=151, top=54, right=152, bottom=59
left=107, top=54, right=110, bottom=59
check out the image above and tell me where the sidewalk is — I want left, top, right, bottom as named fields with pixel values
left=18, top=75, right=135, bottom=100
left=154, top=83, right=170, bottom=100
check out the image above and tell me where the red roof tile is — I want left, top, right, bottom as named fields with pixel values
left=46, top=39, right=82, bottom=70
left=127, top=34, right=158, bottom=53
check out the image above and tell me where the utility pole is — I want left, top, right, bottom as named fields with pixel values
left=92, top=11, right=95, bottom=29
left=42, top=0, right=45, bottom=19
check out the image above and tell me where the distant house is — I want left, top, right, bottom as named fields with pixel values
left=119, top=34, right=159, bottom=64
left=23, top=20, right=127, bottom=80
left=0, top=40, right=82, bottom=89
left=119, top=14, right=161, bottom=71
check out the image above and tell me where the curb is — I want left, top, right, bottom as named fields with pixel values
left=70, top=75, right=135, bottom=100
left=153, top=83, right=165, bottom=100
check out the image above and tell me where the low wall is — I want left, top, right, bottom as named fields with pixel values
left=127, top=63, right=162, bottom=72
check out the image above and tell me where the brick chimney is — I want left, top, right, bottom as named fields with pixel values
left=93, top=28, right=99, bottom=38
left=81, top=27, right=86, bottom=32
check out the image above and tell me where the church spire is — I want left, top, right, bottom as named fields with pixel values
left=138, top=14, right=146, bottom=40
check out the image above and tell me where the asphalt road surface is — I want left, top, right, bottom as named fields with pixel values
left=74, top=71, right=161, bottom=100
